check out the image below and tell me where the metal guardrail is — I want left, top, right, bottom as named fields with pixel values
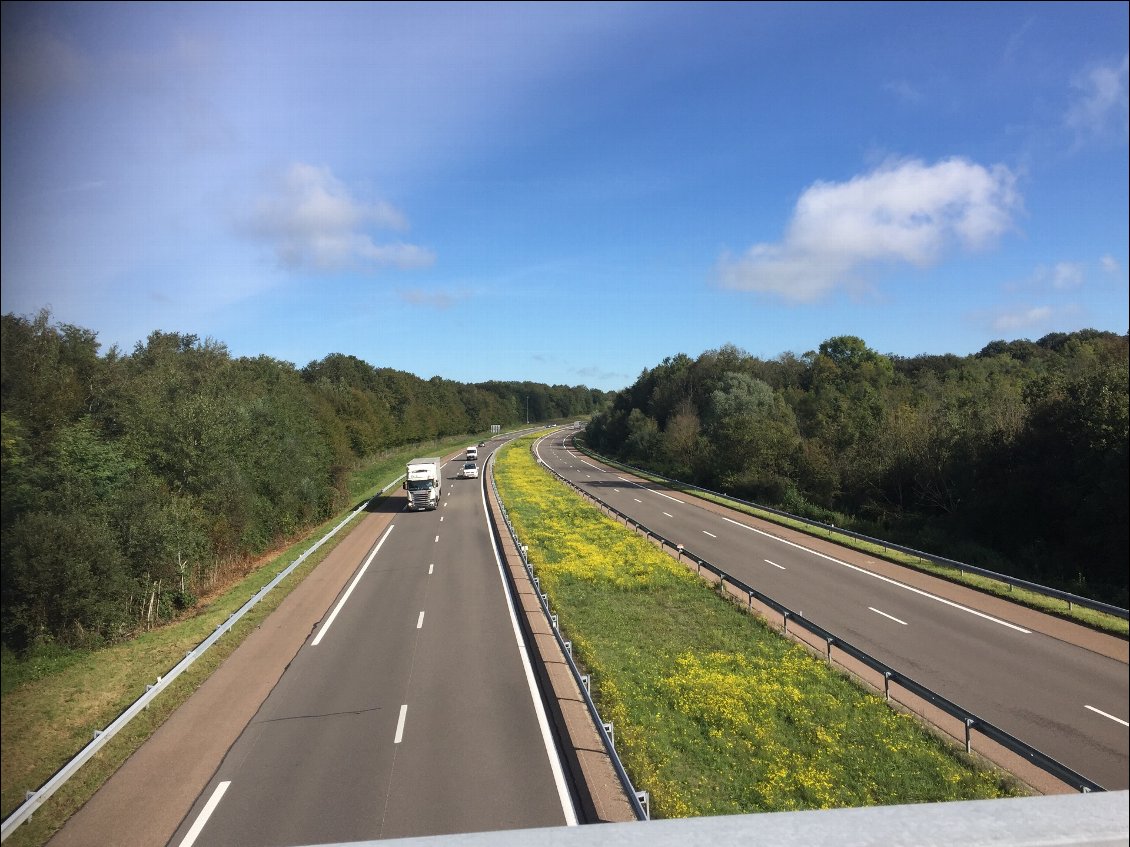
left=486, top=451, right=650, bottom=822
left=0, top=479, right=405, bottom=843
left=573, top=442, right=1128, bottom=621
left=538, top=438, right=1106, bottom=794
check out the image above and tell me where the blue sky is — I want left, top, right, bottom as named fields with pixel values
left=2, top=2, right=1127, bottom=392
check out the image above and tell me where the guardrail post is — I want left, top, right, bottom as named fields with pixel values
left=552, top=613, right=559, bottom=630
left=581, top=674, right=590, bottom=693
left=826, top=637, right=834, bottom=664
left=782, top=611, right=790, bottom=635
left=883, top=671, right=893, bottom=702
left=603, top=721, right=615, bottom=750
left=965, top=718, right=975, bottom=754
left=564, top=640, right=572, bottom=657
left=636, top=790, right=650, bottom=820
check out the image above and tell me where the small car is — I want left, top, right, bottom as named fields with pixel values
left=478, top=441, right=487, bottom=447
left=460, top=462, right=479, bottom=479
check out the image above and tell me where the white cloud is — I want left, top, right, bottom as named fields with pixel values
left=983, top=303, right=1086, bottom=334
left=717, top=157, right=1021, bottom=302
left=1051, top=263, right=1083, bottom=289
left=1065, top=54, right=1130, bottom=145
left=991, top=306, right=1054, bottom=332
left=1047, top=262, right=1085, bottom=290
left=1100, top=255, right=1121, bottom=274
left=242, top=163, right=434, bottom=271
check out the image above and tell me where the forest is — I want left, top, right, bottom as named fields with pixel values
left=0, top=310, right=607, bottom=653
left=584, top=330, right=1128, bottom=608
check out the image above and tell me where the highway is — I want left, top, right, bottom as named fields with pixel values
left=534, top=430, right=1129, bottom=792
left=166, top=443, right=575, bottom=847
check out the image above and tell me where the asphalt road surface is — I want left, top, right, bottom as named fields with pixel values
left=166, top=444, right=574, bottom=847
left=536, top=431, right=1129, bottom=792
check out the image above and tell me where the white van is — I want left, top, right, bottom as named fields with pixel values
left=466, top=446, right=478, bottom=461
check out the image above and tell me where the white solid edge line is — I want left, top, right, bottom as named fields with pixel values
left=312, top=524, right=395, bottom=646
left=869, top=607, right=909, bottom=626
left=487, top=445, right=580, bottom=826
left=1084, top=704, right=1129, bottom=727
left=722, top=516, right=1030, bottom=633
left=177, top=780, right=231, bottom=847
left=395, top=704, right=408, bottom=743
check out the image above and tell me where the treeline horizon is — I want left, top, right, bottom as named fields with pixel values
left=1, top=309, right=609, bottom=653
left=584, top=330, right=1128, bottom=608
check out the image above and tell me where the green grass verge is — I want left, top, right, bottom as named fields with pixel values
left=573, top=443, right=1128, bottom=639
left=0, top=432, right=491, bottom=845
left=495, top=434, right=1026, bottom=818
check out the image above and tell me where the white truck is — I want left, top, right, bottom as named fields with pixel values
left=466, top=446, right=478, bottom=461
left=404, top=457, right=442, bottom=511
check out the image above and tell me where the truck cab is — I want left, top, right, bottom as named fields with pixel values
left=404, top=457, right=442, bottom=510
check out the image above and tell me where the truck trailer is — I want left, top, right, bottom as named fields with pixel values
left=404, top=457, right=442, bottom=510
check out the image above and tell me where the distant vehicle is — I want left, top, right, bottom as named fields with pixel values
left=466, top=446, right=478, bottom=461
left=478, top=440, right=487, bottom=447
left=460, top=462, right=478, bottom=479
left=404, top=457, right=442, bottom=510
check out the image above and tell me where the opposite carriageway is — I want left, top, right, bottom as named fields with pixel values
left=535, top=431, right=1128, bottom=794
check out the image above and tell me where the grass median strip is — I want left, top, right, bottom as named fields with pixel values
left=495, top=434, right=1025, bottom=818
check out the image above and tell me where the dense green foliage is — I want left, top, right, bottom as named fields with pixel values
left=585, top=332, right=1129, bottom=607
left=1, top=309, right=608, bottom=652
